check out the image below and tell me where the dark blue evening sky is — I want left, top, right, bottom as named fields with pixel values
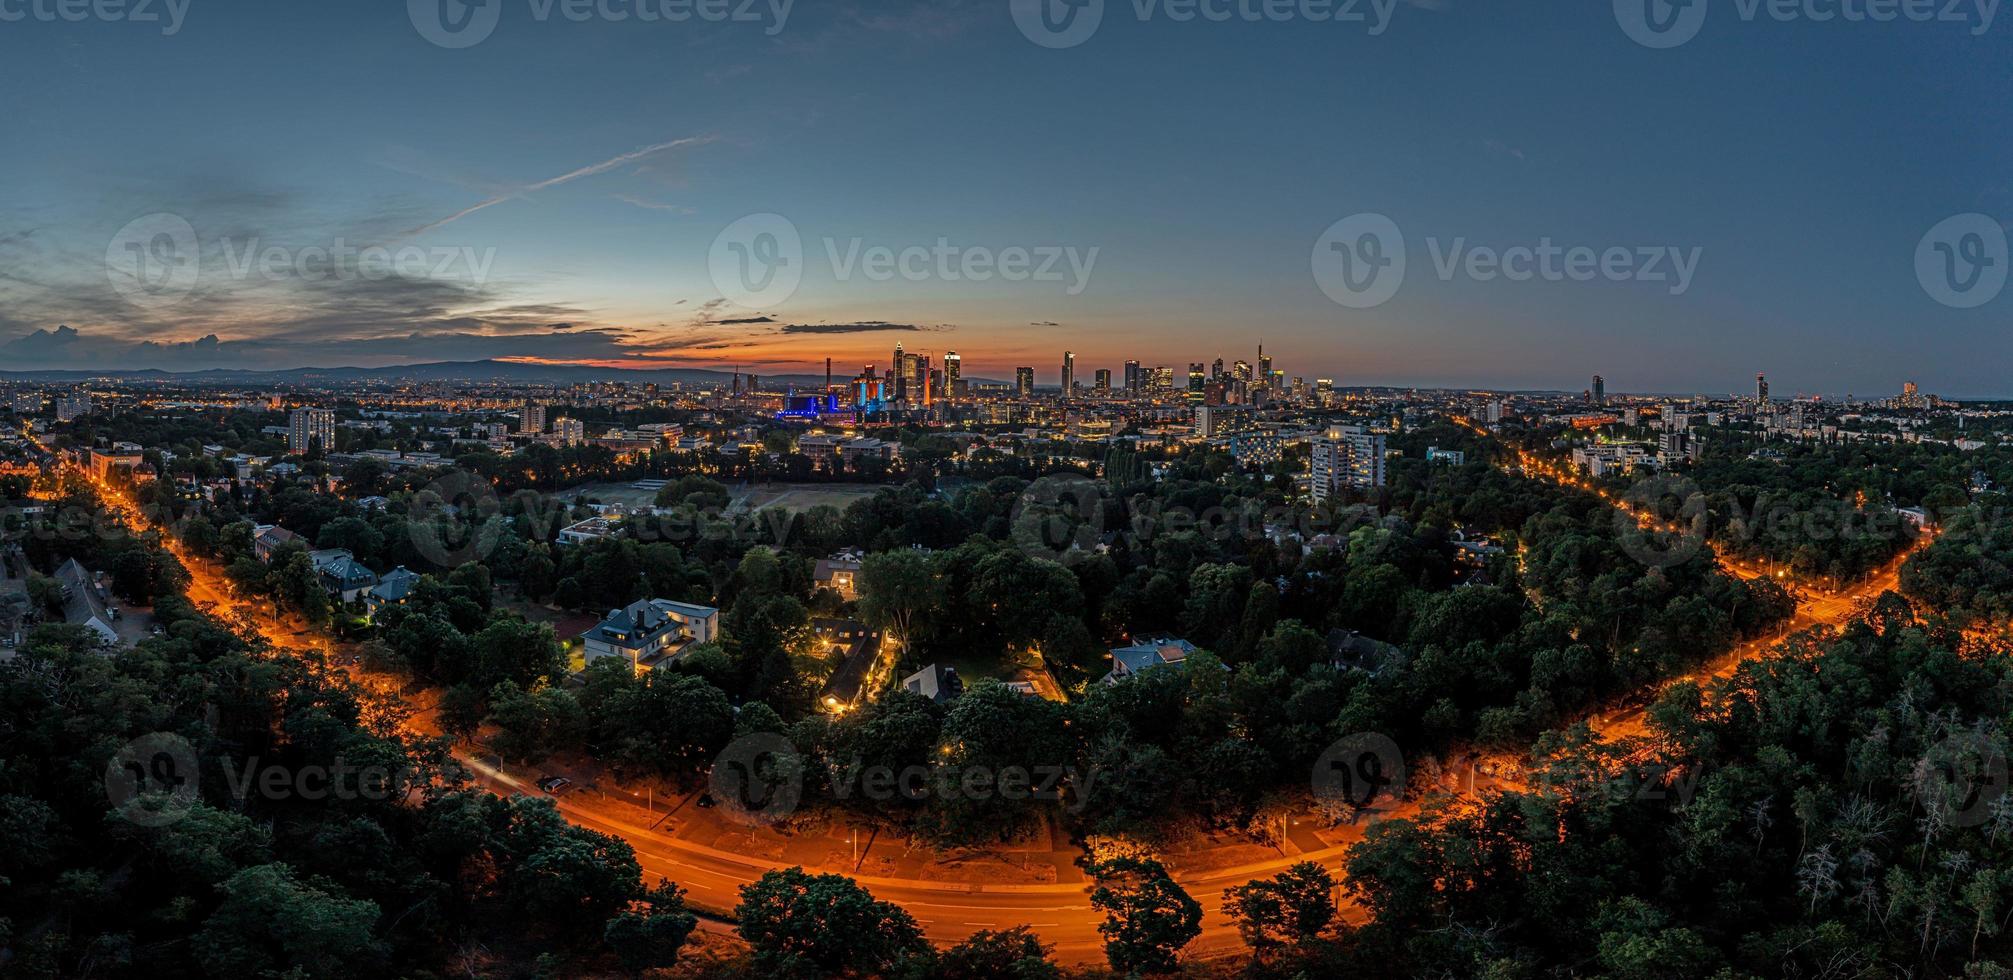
left=1, top=0, right=2008, bottom=395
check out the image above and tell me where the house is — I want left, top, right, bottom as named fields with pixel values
left=309, top=549, right=379, bottom=603
left=367, top=566, right=421, bottom=618
left=901, top=663, right=963, bottom=704
left=1328, top=629, right=1405, bottom=676
left=814, top=618, right=883, bottom=713
left=55, top=558, right=119, bottom=648
left=578, top=598, right=720, bottom=672
left=813, top=555, right=863, bottom=599
left=1103, top=635, right=1199, bottom=684
left=252, top=525, right=301, bottom=562
left=557, top=515, right=623, bottom=547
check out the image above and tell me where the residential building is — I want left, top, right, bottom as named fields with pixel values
left=288, top=408, right=336, bottom=455
left=578, top=598, right=721, bottom=672
left=1104, top=635, right=1199, bottom=684
left=1310, top=425, right=1388, bottom=501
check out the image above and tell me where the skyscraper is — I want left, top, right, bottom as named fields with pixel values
left=944, top=351, right=962, bottom=397
left=1756, top=373, right=1769, bottom=405
left=1591, top=375, right=1605, bottom=407
left=1188, top=363, right=1206, bottom=393
left=521, top=400, right=547, bottom=435
left=1123, top=360, right=1141, bottom=392
left=289, top=407, right=336, bottom=455
left=1258, top=345, right=1272, bottom=383
left=1094, top=369, right=1112, bottom=391
left=1061, top=351, right=1076, bottom=397
left=1016, top=367, right=1035, bottom=399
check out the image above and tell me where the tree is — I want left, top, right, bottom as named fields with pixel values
left=439, top=683, right=487, bottom=744
left=1222, top=861, right=1336, bottom=952
left=857, top=549, right=941, bottom=648
left=603, top=879, right=698, bottom=972
left=735, top=868, right=929, bottom=975
left=1087, top=855, right=1202, bottom=974
left=924, top=926, right=1060, bottom=980
left=193, top=863, right=383, bottom=979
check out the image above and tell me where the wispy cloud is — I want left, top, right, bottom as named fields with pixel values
left=408, top=135, right=717, bottom=236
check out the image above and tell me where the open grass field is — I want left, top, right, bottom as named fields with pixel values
left=731, top=483, right=884, bottom=513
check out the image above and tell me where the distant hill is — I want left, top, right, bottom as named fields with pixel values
left=0, top=358, right=1015, bottom=389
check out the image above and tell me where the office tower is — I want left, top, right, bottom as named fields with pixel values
left=1094, top=369, right=1112, bottom=391
left=1756, top=373, right=1769, bottom=404
left=1123, top=360, right=1141, bottom=392
left=554, top=417, right=586, bottom=446
left=1310, top=425, right=1388, bottom=502
left=288, top=407, right=336, bottom=455
left=1591, top=375, right=1605, bottom=407
left=1211, top=358, right=1225, bottom=379
left=1188, top=363, right=1206, bottom=393
left=1016, top=367, right=1035, bottom=398
left=1233, top=359, right=1252, bottom=382
left=1061, top=350, right=1076, bottom=397
left=944, top=351, right=962, bottom=397
left=1258, top=345, right=1272, bottom=383
left=748, top=374, right=761, bottom=395
left=1150, top=366, right=1175, bottom=391
left=1315, top=378, right=1334, bottom=395
left=55, top=392, right=91, bottom=421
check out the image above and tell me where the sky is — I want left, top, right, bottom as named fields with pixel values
left=1, top=0, right=2010, bottom=396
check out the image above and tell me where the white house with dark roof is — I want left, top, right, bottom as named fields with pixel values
left=579, top=598, right=720, bottom=672
left=309, top=549, right=379, bottom=604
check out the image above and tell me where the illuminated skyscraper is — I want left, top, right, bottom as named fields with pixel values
left=1016, top=367, right=1035, bottom=398
left=1094, top=369, right=1112, bottom=391
left=1061, top=350, right=1076, bottom=397
left=944, top=351, right=962, bottom=397
left=1124, top=360, right=1141, bottom=392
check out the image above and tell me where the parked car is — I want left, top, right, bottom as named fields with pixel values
left=536, top=776, right=572, bottom=795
